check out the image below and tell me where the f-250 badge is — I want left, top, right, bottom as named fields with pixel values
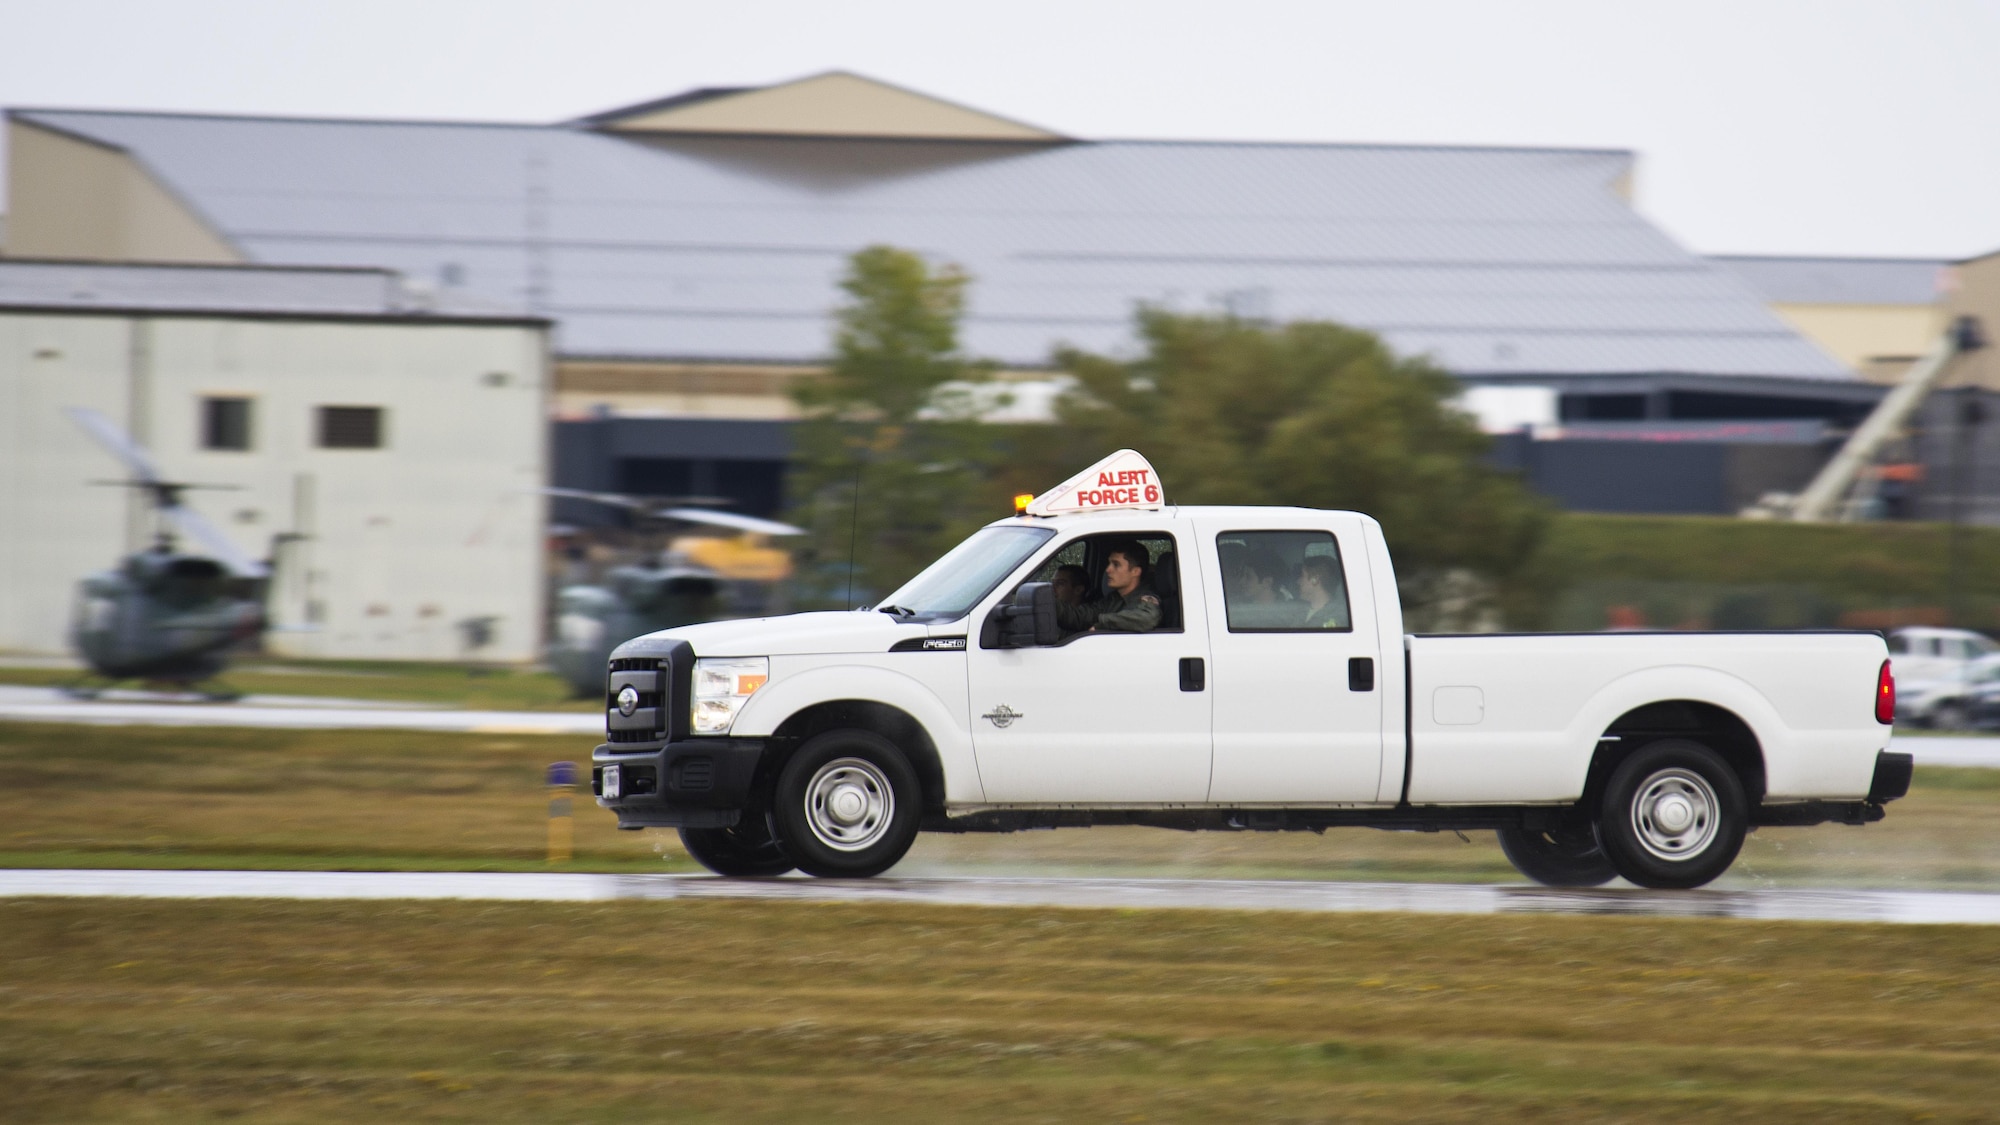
left=981, top=704, right=1023, bottom=729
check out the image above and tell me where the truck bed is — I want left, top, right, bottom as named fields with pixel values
left=1402, top=631, right=1891, bottom=805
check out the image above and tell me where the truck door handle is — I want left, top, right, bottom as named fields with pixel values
left=1179, top=657, right=1205, bottom=692
left=1348, top=657, right=1375, bottom=692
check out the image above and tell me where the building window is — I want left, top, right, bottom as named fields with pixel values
left=201, top=396, right=253, bottom=451
left=317, top=405, right=385, bottom=449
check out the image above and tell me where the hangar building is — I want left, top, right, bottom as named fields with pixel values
left=4, top=71, right=1877, bottom=517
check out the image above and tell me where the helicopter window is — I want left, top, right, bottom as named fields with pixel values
left=201, top=397, right=252, bottom=451
left=318, top=406, right=385, bottom=449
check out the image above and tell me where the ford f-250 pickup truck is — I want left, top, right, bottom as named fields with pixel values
left=592, top=450, right=1909, bottom=890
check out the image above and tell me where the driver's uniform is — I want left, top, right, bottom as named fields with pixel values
left=1055, top=582, right=1162, bottom=634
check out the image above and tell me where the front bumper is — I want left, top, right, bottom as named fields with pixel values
left=592, top=738, right=766, bottom=829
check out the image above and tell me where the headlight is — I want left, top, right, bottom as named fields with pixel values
left=691, top=657, right=768, bottom=735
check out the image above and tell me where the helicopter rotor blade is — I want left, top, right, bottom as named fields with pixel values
left=542, top=487, right=655, bottom=512
left=655, top=507, right=806, bottom=537
left=65, top=406, right=166, bottom=484
left=164, top=504, right=268, bottom=578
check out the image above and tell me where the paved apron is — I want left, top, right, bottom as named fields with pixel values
left=5, top=869, right=1999, bottom=925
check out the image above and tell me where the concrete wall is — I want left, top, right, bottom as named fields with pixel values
left=1769, top=300, right=1944, bottom=383
left=0, top=311, right=549, bottom=660
left=3, top=118, right=242, bottom=264
left=1941, top=252, right=2000, bottom=391
left=1489, top=433, right=1830, bottom=515
left=554, top=359, right=808, bottom=420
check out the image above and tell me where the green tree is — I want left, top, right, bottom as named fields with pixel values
left=786, top=246, right=1004, bottom=608
left=1045, top=310, right=1550, bottom=626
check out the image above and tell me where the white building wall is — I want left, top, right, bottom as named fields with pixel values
left=0, top=310, right=549, bottom=662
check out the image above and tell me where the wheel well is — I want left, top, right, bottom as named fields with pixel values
left=764, top=700, right=947, bottom=814
left=1586, top=700, right=1766, bottom=805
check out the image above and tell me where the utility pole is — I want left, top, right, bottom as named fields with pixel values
left=1947, top=384, right=1986, bottom=627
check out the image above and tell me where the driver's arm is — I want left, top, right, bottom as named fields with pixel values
left=1092, top=593, right=1161, bottom=633
left=1055, top=596, right=1102, bottom=633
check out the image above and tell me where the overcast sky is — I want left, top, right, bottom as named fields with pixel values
left=3, top=0, right=1996, bottom=259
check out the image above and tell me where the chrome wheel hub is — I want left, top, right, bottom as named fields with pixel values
left=1631, top=768, right=1719, bottom=862
left=804, top=757, right=894, bottom=852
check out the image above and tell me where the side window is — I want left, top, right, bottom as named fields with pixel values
left=1014, top=532, right=1184, bottom=635
left=1923, top=638, right=1944, bottom=657
left=1217, top=530, right=1351, bottom=632
left=1888, top=634, right=1910, bottom=655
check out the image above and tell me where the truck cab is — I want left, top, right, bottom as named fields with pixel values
left=593, top=450, right=1908, bottom=889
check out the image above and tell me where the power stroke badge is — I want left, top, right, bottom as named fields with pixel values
left=981, top=704, right=1023, bottom=729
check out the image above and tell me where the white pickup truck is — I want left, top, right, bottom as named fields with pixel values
left=593, top=451, right=1908, bottom=890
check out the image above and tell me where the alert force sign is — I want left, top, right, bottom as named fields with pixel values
left=1023, top=449, right=1166, bottom=517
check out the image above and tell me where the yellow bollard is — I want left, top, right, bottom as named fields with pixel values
left=547, top=761, right=575, bottom=864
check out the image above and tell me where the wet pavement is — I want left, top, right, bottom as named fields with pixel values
left=0, top=684, right=599, bottom=734
left=6, top=868, right=2000, bottom=925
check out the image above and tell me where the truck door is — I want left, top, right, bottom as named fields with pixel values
left=965, top=529, right=1214, bottom=803
left=1196, top=520, right=1385, bottom=803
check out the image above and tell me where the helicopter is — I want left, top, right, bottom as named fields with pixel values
left=545, top=488, right=803, bottom=697
left=62, top=407, right=293, bottom=699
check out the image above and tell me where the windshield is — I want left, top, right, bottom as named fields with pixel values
left=877, top=525, right=1056, bottom=620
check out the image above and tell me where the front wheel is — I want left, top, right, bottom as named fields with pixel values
left=1595, top=739, right=1747, bottom=890
left=678, top=817, right=795, bottom=877
left=1496, top=824, right=1618, bottom=887
left=770, top=729, right=922, bottom=878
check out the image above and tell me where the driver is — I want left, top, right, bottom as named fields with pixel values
left=1056, top=540, right=1162, bottom=635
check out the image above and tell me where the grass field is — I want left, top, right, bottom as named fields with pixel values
left=0, top=660, right=593, bottom=711
left=4, top=897, right=2000, bottom=1122
left=3, top=720, right=1998, bottom=888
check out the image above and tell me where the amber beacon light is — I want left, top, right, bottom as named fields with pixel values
left=1013, top=493, right=1034, bottom=514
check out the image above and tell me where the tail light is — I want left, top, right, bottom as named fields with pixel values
left=1875, top=659, right=1895, bottom=725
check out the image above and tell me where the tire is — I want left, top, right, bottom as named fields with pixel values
left=1595, top=739, right=1748, bottom=890
left=1496, top=824, right=1618, bottom=887
left=678, top=817, right=795, bottom=877
left=1933, top=700, right=1970, bottom=732
left=770, top=729, right=922, bottom=878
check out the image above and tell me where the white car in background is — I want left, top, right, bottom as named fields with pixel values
left=1889, top=628, right=2000, bottom=727
left=1899, top=652, right=2000, bottom=730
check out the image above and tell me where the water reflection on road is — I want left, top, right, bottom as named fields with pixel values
left=6, top=869, right=2000, bottom=926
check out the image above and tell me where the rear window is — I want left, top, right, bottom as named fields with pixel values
left=1216, top=530, right=1351, bottom=632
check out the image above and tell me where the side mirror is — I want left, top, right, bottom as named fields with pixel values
left=994, top=582, right=1059, bottom=648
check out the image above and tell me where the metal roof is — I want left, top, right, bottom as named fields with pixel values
left=1710, top=255, right=1951, bottom=307
left=10, top=107, right=1852, bottom=381
left=0, top=257, right=526, bottom=320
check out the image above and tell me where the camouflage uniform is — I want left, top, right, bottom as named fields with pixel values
left=1056, top=582, right=1163, bottom=634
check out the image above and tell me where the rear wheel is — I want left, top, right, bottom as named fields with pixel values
left=1595, top=739, right=1748, bottom=890
left=1496, top=824, right=1618, bottom=887
left=678, top=817, right=795, bottom=877
left=771, top=729, right=922, bottom=878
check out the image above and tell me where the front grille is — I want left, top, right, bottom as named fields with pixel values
left=605, top=656, right=668, bottom=741
left=673, top=757, right=715, bottom=791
